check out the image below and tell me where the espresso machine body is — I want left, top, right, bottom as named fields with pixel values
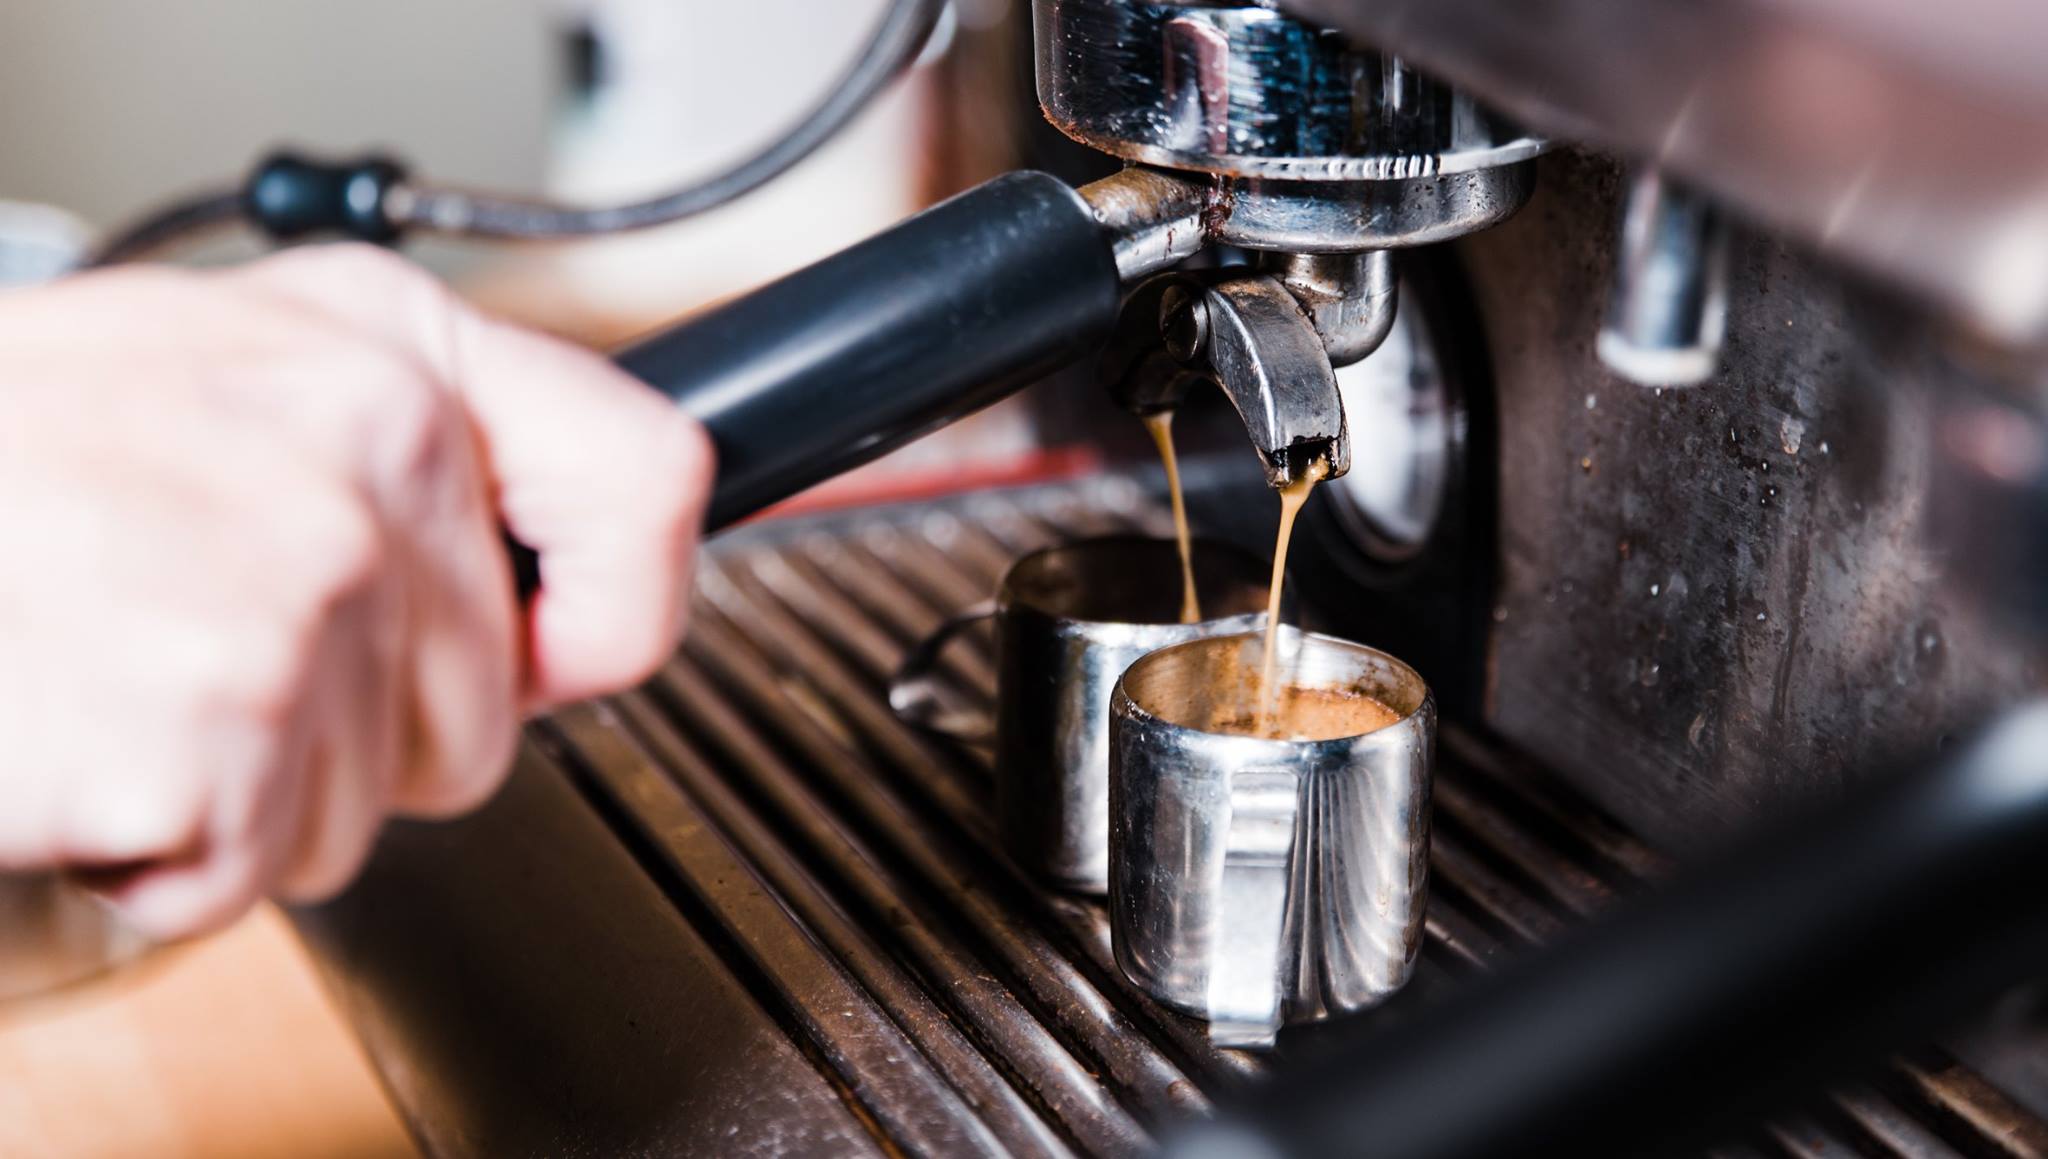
left=290, top=1, right=2048, bottom=1155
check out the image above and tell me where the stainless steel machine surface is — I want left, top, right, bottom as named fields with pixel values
left=296, top=484, right=2048, bottom=1157
left=1281, top=0, right=2048, bottom=348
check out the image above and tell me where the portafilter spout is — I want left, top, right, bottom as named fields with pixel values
left=1102, top=269, right=1359, bottom=487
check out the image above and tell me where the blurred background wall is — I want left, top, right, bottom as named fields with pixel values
left=0, top=1, right=555, bottom=230
left=0, top=0, right=923, bottom=329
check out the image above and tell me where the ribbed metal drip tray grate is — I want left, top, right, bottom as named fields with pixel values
left=530, top=480, right=2048, bottom=1158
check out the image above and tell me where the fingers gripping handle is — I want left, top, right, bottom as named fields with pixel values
left=1208, top=767, right=1302, bottom=1048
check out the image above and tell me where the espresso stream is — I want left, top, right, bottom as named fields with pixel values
left=1141, top=411, right=1202, bottom=624
left=1259, top=455, right=1331, bottom=731
left=1138, top=421, right=1392, bottom=741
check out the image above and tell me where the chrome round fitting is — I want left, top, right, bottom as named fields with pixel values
left=1033, top=0, right=1544, bottom=184
left=1215, top=163, right=1536, bottom=252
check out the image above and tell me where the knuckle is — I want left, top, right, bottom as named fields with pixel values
left=326, top=343, right=439, bottom=415
left=386, top=381, right=466, bottom=495
left=206, top=622, right=317, bottom=722
left=401, top=707, right=519, bottom=820
left=100, top=849, right=266, bottom=942
left=644, top=412, right=715, bottom=535
left=185, top=856, right=268, bottom=937
left=279, top=833, right=375, bottom=904
left=292, top=482, right=387, bottom=602
left=584, top=613, right=679, bottom=698
left=304, top=242, right=439, bottom=295
left=329, top=244, right=460, bottom=328
left=316, top=344, right=462, bottom=494
left=628, top=616, right=682, bottom=680
left=64, top=779, right=205, bottom=864
left=399, top=759, right=507, bottom=821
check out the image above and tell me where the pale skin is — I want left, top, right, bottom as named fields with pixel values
left=0, top=244, right=716, bottom=942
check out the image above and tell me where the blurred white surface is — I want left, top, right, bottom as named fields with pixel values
left=532, top=0, right=925, bottom=325
left=0, top=201, right=90, bottom=285
left=0, top=1, right=922, bottom=307
left=0, top=1, right=555, bottom=228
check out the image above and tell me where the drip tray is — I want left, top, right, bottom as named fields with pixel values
left=295, top=479, right=2048, bottom=1158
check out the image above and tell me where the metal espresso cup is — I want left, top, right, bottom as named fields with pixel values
left=890, top=536, right=1279, bottom=893
left=1108, top=625, right=1435, bottom=1048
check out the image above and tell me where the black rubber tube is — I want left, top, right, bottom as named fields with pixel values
left=615, top=170, right=1122, bottom=531
left=1169, top=701, right=2048, bottom=1159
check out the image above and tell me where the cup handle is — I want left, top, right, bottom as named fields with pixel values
left=1207, top=767, right=1302, bottom=1049
left=887, top=601, right=999, bottom=743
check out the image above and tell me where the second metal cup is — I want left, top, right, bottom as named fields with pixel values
left=1109, top=626, right=1435, bottom=1047
left=890, top=535, right=1277, bottom=893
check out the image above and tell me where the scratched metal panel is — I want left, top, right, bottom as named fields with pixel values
left=1467, top=149, right=2040, bottom=848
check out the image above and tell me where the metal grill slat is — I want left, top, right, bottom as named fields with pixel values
left=540, top=705, right=1025, bottom=1159
left=1896, top=1051, right=2048, bottom=1158
left=675, top=588, right=1233, bottom=1121
left=603, top=683, right=1092, bottom=1158
left=649, top=625, right=1155, bottom=1153
left=1767, top=1114, right=1871, bottom=1159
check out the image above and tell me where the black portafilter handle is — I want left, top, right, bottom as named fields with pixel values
left=1171, top=701, right=2048, bottom=1159
left=507, top=170, right=1124, bottom=596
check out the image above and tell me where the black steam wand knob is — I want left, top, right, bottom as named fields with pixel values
left=242, top=151, right=410, bottom=246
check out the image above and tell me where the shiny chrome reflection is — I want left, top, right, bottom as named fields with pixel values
left=1109, top=626, right=1435, bottom=1048
left=1324, top=298, right=1450, bottom=560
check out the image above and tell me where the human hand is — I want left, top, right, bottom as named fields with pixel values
left=0, top=245, right=713, bottom=940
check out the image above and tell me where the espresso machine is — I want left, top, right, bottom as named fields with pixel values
left=108, top=0, right=2037, bottom=1154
